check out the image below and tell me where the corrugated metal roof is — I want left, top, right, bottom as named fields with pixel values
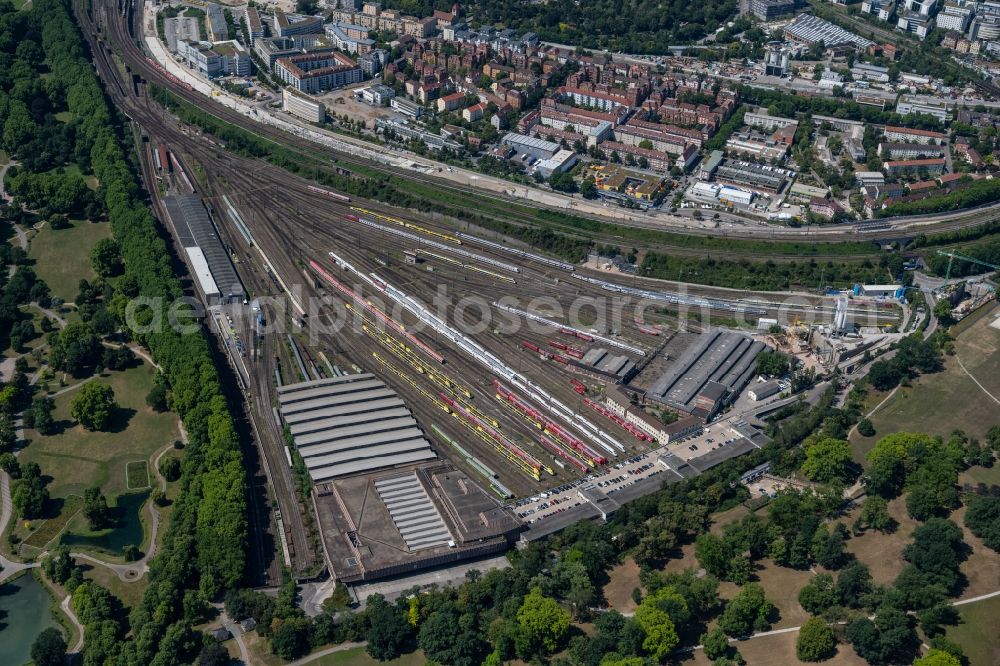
left=309, top=450, right=437, bottom=482
left=185, top=247, right=220, bottom=299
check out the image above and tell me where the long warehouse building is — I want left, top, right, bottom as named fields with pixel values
left=645, top=329, right=766, bottom=418
left=164, top=195, right=245, bottom=305
left=277, top=374, right=437, bottom=481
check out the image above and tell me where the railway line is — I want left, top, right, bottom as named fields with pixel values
left=74, top=0, right=908, bottom=580
left=88, top=0, right=1000, bottom=257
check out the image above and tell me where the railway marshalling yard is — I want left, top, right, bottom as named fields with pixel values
left=81, top=0, right=904, bottom=588
left=160, top=137, right=900, bottom=585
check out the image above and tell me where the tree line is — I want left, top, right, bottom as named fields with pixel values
left=379, top=0, right=738, bottom=54
left=11, top=0, right=250, bottom=663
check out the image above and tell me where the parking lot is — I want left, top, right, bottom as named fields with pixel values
left=513, top=453, right=667, bottom=525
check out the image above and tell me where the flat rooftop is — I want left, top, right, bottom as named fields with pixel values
left=313, top=462, right=521, bottom=582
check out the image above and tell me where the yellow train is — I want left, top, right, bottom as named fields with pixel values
left=351, top=206, right=462, bottom=245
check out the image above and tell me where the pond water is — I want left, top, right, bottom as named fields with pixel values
left=0, top=573, right=61, bottom=665
left=62, top=491, right=148, bottom=554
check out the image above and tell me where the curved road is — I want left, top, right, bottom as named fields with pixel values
left=89, top=0, right=1000, bottom=248
left=0, top=472, right=40, bottom=583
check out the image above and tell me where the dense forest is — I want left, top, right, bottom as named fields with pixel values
left=0, top=0, right=249, bottom=662
left=380, top=0, right=738, bottom=53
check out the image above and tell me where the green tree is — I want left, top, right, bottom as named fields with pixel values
left=417, top=603, right=483, bottom=666
left=914, top=649, right=962, bottom=666
left=71, top=382, right=117, bottom=431
left=836, top=562, right=873, bottom=608
left=857, top=496, right=895, bottom=533
left=797, top=617, right=836, bottom=662
left=857, top=418, right=875, bottom=437
left=634, top=602, right=679, bottom=661
left=0, top=452, right=18, bottom=476
left=933, top=299, right=954, bottom=325
left=847, top=607, right=918, bottom=665
left=83, top=486, right=110, bottom=529
left=30, top=627, right=67, bottom=666
left=964, top=495, right=1000, bottom=553
left=12, top=461, right=48, bottom=519
left=756, top=350, right=790, bottom=376
left=90, top=238, right=123, bottom=278
left=726, top=555, right=753, bottom=585
left=49, top=321, right=102, bottom=377
left=29, top=396, right=56, bottom=435
left=43, top=546, right=76, bottom=586
left=717, top=583, right=774, bottom=637
left=798, top=573, right=838, bottom=615
left=516, top=588, right=571, bottom=656
left=197, top=642, right=230, bottom=666
left=701, top=627, right=730, bottom=660
left=865, top=432, right=936, bottom=497
left=270, top=617, right=310, bottom=660
left=695, top=533, right=730, bottom=578
left=146, top=383, right=168, bottom=412
left=365, top=594, right=412, bottom=661
left=160, top=455, right=182, bottom=482
left=802, top=438, right=855, bottom=484
left=811, top=524, right=848, bottom=570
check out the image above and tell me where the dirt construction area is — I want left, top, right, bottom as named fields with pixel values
left=318, top=83, right=398, bottom=128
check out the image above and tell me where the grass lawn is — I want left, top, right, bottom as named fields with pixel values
left=834, top=497, right=919, bottom=587
left=602, top=558, right=641, bottom=614
left=849, top=307, right=1000, bottom=463
left=961, top=465, right=1000, bottom=487
left=80, top=562, right=148, bottom=613
left=717, top=559, right=815, bottom=630
left=56, top=163, right=98, bottom=190
left=126, top=461, right=150, bottom=490
left=21, top=495, right=82, bottom=551
left=683, top=630, right=868, bottom=666
left=20, top=360, right=178, bottom=499
left=309, top=647, right=426, bottom=666
left=946, top=595, right=1000, bottom=666
left=28, top=218, right=112, bottom=303
left=18, top=359, right=179, bottom=554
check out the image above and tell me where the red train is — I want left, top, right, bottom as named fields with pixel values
left=145, top=57, right=193, bottom=91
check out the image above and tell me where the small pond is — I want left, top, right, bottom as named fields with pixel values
left=62, top=491, right=148, bottom=553
left=0, top=573, right=61, bottom=665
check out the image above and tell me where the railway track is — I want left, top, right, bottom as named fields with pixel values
left=74, top=0, right=902, bottom=513
left=86, top=0, right=1000, bottom=255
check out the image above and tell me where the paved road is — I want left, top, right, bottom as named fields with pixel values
left=60, top=593, right=86, bottom=653
left=287, top=641, right=367, bottom=666
left=0, top=471, right=41, bottom=583
left=211, top=603, right=251, bottom=665
left=954, top=352, right=1000, bottom=406
left=138, top=9, right=1000, bottom=244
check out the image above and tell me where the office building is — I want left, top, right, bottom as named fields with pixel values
left=283, top=87, right=326, bottom=122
